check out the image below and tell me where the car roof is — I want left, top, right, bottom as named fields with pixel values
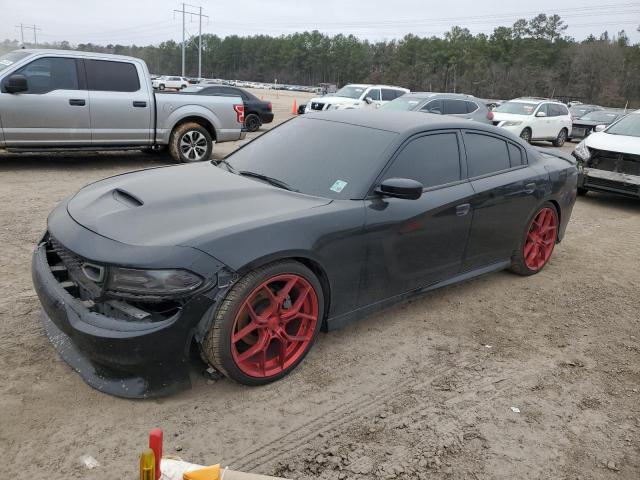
left=13, top=48, right=143, bottom=63
left=303, top=110, right=497, bottom=135
left=344, top=83, right=409, bottom=91
left=401, top=92, right=480, bottom=101
left=509, top=97, right=565, bottom=105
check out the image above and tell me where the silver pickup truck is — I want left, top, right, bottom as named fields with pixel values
left=0, top=49, right=246, bottom=162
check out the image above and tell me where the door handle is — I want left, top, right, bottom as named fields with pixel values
left=133, top=101, right=147, bottom=108
left=69, top=99, right=86, bottom=106
left=456, top=203, right=471, bottom=216
left=524, top=183, right=536, bottom=194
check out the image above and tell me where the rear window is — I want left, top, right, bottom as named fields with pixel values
left=86, top=60, right=140, bottom=92
left=464, top=133, right=511, bottom=177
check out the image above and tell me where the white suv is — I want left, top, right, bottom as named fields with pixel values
left=305, top=84, right=409, bottom=112
left=492, top=98, right=572, bottom=146
left=152, top=76, right=189, bottom=90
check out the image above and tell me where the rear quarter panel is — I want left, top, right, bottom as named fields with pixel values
left=155, top=94, right=243, bottom=143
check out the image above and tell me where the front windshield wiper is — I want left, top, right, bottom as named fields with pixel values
left=239, top=171, right=298, bottom=192
left=212, top=159, right=238, bottom=174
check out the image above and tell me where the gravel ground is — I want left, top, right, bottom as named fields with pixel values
left=1, top=90, right=639, bottom=479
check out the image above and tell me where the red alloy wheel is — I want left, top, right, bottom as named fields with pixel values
left=524, top=207, right=558, bottom=271
left=231, top=274, right=319, bottom=378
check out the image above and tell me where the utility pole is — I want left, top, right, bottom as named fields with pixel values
left=173, top=4, right=208, bottom=78
left=15, top=24, right=41, bottom=47
left=16, top=24, right=25, bottom=46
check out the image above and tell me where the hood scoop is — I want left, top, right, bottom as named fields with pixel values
left=113, top=188, right=144, bottom=208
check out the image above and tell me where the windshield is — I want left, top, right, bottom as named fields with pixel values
left=334, top=85, right=365, bottom=99
left=380, top=97, right=424, bottom=111
left=494, top=102, right=538, bottom=115
left=605, top=113, right=640, bottom=137
left=570, top=106, right=599, bottom=117
left=0, top=51, right=30, bottom=73
left=580, top=111, right=620, bottom=123
left=225, top=117, right=397, bottom=199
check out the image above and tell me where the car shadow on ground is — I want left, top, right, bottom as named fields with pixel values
left=0, top=151, right=175, bottom=172
left=578, top=191, right=640, bottom=212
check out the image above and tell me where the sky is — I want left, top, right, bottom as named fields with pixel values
left=1, top=0, right=639, bottom=46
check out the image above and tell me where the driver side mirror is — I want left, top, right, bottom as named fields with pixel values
left=364, top=96, right=373, bottom=105
left=594, top=124, right=606, bottom=132
left=535, top=111, right=547, bottom=117
left=375, top=178, right=423, bottom=200
left=4, top=74, right=28, bottom=94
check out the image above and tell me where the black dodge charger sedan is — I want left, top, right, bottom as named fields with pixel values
left=32, top=111, right=578, bottom=398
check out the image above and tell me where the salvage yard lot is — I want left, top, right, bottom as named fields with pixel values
left=1, top=89, right=639, bottom=479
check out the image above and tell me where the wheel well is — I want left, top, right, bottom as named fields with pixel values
left=172, top=116, right=217, bottom=141
left=291, top=257, right=331, bottom=329
left=549, top=199, right=561, bottom=230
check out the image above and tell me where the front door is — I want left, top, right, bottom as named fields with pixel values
left=0, top=56, right=90, bottom=146
left=359, top=131, right=474, bottom=306
left=85, top=59, right=152, bottom=145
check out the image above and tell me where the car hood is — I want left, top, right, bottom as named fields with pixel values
left=308, top=96, right=360, bottom=106
left=67, top=162, right=331, bottom=248
left=584, top=131, right=640, bottom=155
left=492, top=112, right=531, bottom=122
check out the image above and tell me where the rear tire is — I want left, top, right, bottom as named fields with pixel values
left=552, top=128, right=568, bottom=147
left=202, top=261, right=324, bottom=386
left=520, top=128, right=532, bottom=143
left=168, top=122, right=213, bottom=163
left=510, top=202, right=559, bottom=276
left=244, top=113, right=261, bottom=132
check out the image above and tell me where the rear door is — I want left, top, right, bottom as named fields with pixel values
left=460, top=130, right=547, bottom=271
left=359, top=131, right=474, bottom=305
left=0, top=56, right=90, bottom=146
left=85, top=59, right=152, bottom=145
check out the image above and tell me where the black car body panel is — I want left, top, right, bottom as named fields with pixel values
left=186, top=85, right=274, bottom=125
left=33, top=111, right=578, bottom=397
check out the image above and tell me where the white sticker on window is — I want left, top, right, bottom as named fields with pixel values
left=0, top=60, right=14, bottom=66
left=330, top=180, right=348, bottom=193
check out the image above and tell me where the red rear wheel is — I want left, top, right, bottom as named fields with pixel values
left=202, top=261, right=323, bottom=385
left=231, top=274, right=319, bottom=378
left=524, top=206, right=558, bottom=271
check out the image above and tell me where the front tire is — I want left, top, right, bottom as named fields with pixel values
left=552, top=128, right=568, bottom=147
left=159, top=84, right=165, bottom=90
left=520, top=128, right=532, bottom=143
left=510, top=203, right=559, bottom=276
left=169, top=122, right=213, bottom=163
left=202, top=261, right=324, bottom=386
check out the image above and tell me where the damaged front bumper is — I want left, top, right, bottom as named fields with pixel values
left=580, top=167, right=640, bottom=198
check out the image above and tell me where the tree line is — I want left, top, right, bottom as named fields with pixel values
left=2, top=14, right=639, bottom=107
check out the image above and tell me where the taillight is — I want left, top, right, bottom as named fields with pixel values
left=234, top=104, right=245, bottom=123
left=267, top=102, right=272, bottom=111
left=487, top=110, right=494, bottom=121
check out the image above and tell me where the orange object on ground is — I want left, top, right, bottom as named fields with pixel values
left=140, top=448, right=155, bottom=480
left=291, top=99, right=297, bottom=115
left=149, top=429, right=163, bottom=480
left=183, top=464, right=221, bottom=480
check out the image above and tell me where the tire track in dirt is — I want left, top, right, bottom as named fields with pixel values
left=230, top=352, right=483, bottom=471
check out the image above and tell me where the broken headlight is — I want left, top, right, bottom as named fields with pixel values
left=573, top=140, right=591, bottom=162
left=106, top=267, right=203, bottom=296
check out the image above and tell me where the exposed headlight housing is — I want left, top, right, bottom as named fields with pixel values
left=502, top=121, right=522, bottom=127
left=106, top=267, right=203, bottom=296
left=573, top=140, right=591, bottom=162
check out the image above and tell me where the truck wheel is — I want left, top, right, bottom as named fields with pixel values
left=510, top=202, right=559, bottom=276
left=244, top=113, right=261, bottom=132
left=159, top=84, right=165, bottom=90
left=169, top=122, right=213, bottom=163
left=552, top=128, right=567, bottom=147
left=202, top=260, right=324, bottom=386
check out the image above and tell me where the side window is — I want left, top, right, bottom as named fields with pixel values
left=366, top=88, right=380, bottom=101
left=381, top=89, right=398, bottom=101
left=443, top=99, right=467, bottom=115
left=421, top=99, right=442, bottom=114
left=14, top=57, right=79, bottom=94
left=394, top=90, right=406, bottom=99
left=537, top=104, right=549, bottom=116
left=384, top=133, right=461, bottom=189
left=464, top=132, right=511, bottom=177
left=465, top=101, right=479, bottom=113
left=508, top=143, right=525, bottom=167
left=86, top=60, right=140, bottom=92
left=550, top=104, right=568, bottom=117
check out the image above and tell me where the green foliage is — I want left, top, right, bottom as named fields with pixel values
left=1, top=14, right=638, bottom=106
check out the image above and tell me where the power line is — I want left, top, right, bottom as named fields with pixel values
left=173, top=3, right=208, bottom=77
left=15, top=23, right=42, bottom=46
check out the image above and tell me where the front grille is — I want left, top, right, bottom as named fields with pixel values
left=590, top=150, right=640, bottom=176
left=49, top=236, right=103, bottom=298
left=310, top=102, right=325, bottom=111
left=585, top=176, right=639, bottom=194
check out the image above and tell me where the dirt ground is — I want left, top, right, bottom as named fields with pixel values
left=1, top=89, right=639, bottom=479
